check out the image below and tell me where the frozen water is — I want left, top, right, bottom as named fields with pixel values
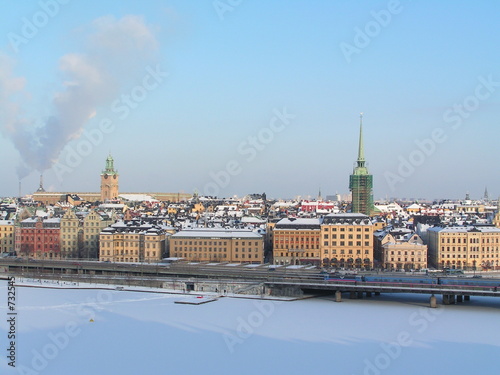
left=0, top=279, right=499, bottom=375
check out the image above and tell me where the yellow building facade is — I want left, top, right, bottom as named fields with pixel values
left=0, top=220, right=15, bottom=254
left=99, top=221, right=166, bottom=263
left=60, top=210, right=81, bottom=259
left=272, top=218, right=321, bottom=265
left=428, top=225, right=500, bottom=270
left=83, top=210, right=115, bottom=259
left=320, top=213, right=374, bottom=269
left=170, top=229, right=264, bottom=263
left=381, top=242, right=427, bottom=270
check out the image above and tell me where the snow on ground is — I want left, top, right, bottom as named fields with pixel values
left=0, top=279, right=499, bottom=375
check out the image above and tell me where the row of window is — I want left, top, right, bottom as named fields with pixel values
left=173, top=253, right=260, bottom=260
left=275, top=245, right=319, bottom=250
left=442, top=254, right=500, bottom=259
left=174, top=253, right=228, bottom=259
left=19, top=236, right=58, bottom=242
left=59, top=228, right=100, bottom=235
left=174, top=240, right=260, bottom=246
left=175, top=247, right=260, bottom=253
left=102, top=235, right=140, bottom=240
left=102, top=250, right=158, bottom=257
left=389, top=258, right=423, bottom=262
left=322, top=227, right=371, bottom=232
left=24, top=244, right=59, bottom=250
left=61, top=221, right=79, bottom=227
left=440, top=246, right=499, bottom=252
left=60, top=221, right=105, bottom=227
left=275, top=238, right=319, bottom=242
left=101, top=242, right=159, bottom=248
left=277, top=253, right=319, bottom=258
left=323, top=234, right=371, bottom=240
left=322, top=249, right=370, bottom=255
left=274, top=231, right=319, bottom=236
left=440, top=237, right=497, bottom=244
left=388, top=251, right=423, bottom=256
left=324, top=241, right=370, bottom=247
left=442, top=254, right=481, bottom=259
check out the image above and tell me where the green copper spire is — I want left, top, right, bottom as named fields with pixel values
left=353, top=113, right=369, bottom=176
left=102, top=154, right=118, bottom=175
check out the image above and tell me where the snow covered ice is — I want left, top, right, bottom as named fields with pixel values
left=1, top=279, right=499, bottom=375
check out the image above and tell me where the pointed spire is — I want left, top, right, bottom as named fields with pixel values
left=357, top=112, right=365, bottom=165
left=36, top=174, right=45, bottom=192
left=353, top=113, right=368, bottom=176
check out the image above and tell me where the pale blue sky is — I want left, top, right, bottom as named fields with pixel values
left=0, top=0, right=499, bottom=201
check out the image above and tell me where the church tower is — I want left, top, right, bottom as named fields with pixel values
left=349, top=113, right=374, bottom=216
left=100, top=155, right=119, bottom=202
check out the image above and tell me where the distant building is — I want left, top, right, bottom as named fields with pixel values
left=272, top=218, right=321, bottom=266
left=374, top=202, right=404, bottom=215
left=299, top=201, right=336, bottom=213
left=320, top=213, right=374, bottom=269
left=32, top=155, right=191, bottom=205
left=170, top=229, right=264, bottom=263
left=428, top=225, right=500, bottom=270
left=349, top=114, right=374, bottom=216
left=32, top=192, right=101, bottom=206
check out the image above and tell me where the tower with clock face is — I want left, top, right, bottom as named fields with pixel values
left=100, top=154, right=119, bottom=202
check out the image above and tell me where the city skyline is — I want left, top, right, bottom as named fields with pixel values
left=1, top=1, right=499, bottom=200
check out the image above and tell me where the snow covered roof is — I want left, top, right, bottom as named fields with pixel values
left=429, top=226, right=500, bottom=234
left=119, top=194, right=159, bottom=202
left=323, top=213, right=371, bottom=225
left=171, top=229, right=262, bottom=239
left=241, top=216, right=267, bottom=224
left=99, top=204, right=125, bottom=209
left=44, top=218, right=61, bottom=224
left=407, top=203, right=423, bottom=210
left=275, top=218, right=322, bottom=229
left=21, top=217, right=38, bottom=223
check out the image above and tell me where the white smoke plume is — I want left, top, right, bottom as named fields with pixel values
left=0, top=15, right=159, bottom=179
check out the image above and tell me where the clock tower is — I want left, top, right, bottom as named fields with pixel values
left=100, top=154, right=119, bottom=202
